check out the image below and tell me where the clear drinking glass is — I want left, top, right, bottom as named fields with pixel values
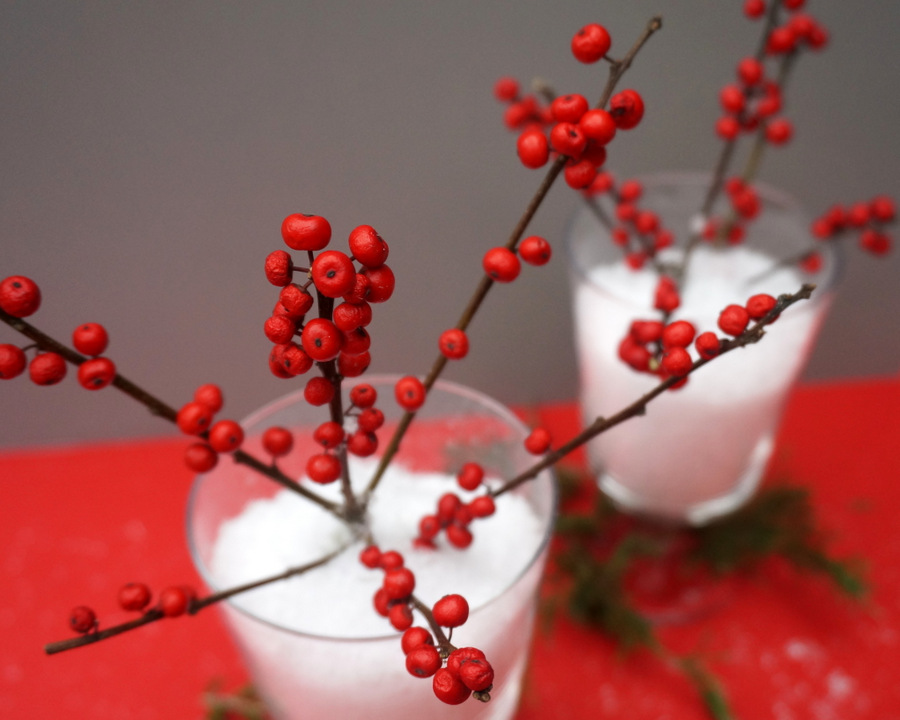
left=187, top=376, right=557, bottom=719
left=566, top=172, right=840, bottom=525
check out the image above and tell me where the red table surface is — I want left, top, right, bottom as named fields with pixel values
left=1, top=377, right=898, bottom=719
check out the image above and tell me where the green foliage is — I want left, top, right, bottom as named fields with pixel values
left=204, top=682, right=269, bottom=720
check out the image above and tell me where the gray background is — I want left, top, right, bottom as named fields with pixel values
left=2, top=1, right=898, bottom=448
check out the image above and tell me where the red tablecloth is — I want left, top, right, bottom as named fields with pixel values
left=2, top=377, right=898, bottom=719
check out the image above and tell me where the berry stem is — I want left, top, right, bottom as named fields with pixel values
left=44, top=544, right=349, bottom=655
left=0, top=308, right=342, bottom=516
left=363, top=16, right=664, bottom=501
left=491, top=283, right=816, bottom=499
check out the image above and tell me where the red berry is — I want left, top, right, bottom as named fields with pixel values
left=69, top=606, right=96, bottom=634
left=341, top=273, right=370, bottom=304
left=847, top=202, right=870, bottom=227
left=870, top=195, right=896, bottom=223
left=433, top=667, right=471, bottom=705
left=744, top=0, right=766, bottom=18
left=337, top=350, right=371, bottom=377
left=661, top=320, right=696, bottom=349
left=184, top=442, right=218, bottom=472
left=630, top=320, right=664, bottom=344
left=518, top=235, right=552, bottom=266
left=767, top=26, right=797, bottom=54
left=654, top=276, right=680, bottom=313
left=457, top=462, right=485, bottom=491
left=516, top=128, right=550, bottom=170
left=765, top=117, right=793, bottom=145
left=493, top=76, right=519, bottom=102
left=333, top=301, right=373, bottom=331
left=737, top=57, right=764, bottom=86
left=564, top=159, right=599, bottom=189
left=208, top=419, right=244, bottom=453
left=0, top=344, right=27, bottom=379
left=746, top=293, right=778, bottom=320
left=373, top=588, right=390, bottom=617
left=446, top=524, right=473, bottom=549
left=419, top=514, right=441, bottom=540
left=357, top=407, right=385, bottom=432
left=395, top=375, right=426, bottom=411
left=618, top=336, right=651, bottom=372
left=719, top=84, right=746, bottom=115
left=340, top=326, right=371, bottom=357
left=383, top=567, right=416, bottom=600
left=402, top=626, right=434, bottom=655
left=571, top=23, right=612, bottom=64
left=458, top=657, right=495, bottom=692
left=264, top=250, right=294, bottom=287
left=193, top=383, right=224, bottom=413
left=551, top=93, right=589, bottom=123
left=281, top=213, right=331, bottom=251
left=718, top=304, right=751, bottom=336
left=859, top=229, right=891, bottom=256
left=272, top=342, right=314, bottom=377
left=482, top=247, right=521, bottom=283
left=0, top=276, right=41, bottom=318
left=579, top=108, right=617, bottom=145
left=406, top=644, right=442, bottom=678
left=72, top=323, right=109, bottom=356
left=360, top=264, right=395, bottom=303
left=716, top=116, right=741, bottom=141
left=158, top=586, right=191, bottom=617
left=279, top=284, right=315, bottom=317
left=609, top=89, right=645, bottom=130
left=259, top=426, right=292, bottom=458
left=432, top=594, right=469, bottom=628
left=439, top=328, right=469, bottom=360
left=800, top=252, right=823, bottom=273
left=264, top=314, right=297, bottom=344
left=524, top=427, right=551, bottom=454
left=119, top=582, right=152, bottom=612
left=661, top=347, right=693, bottom=378
left=313, top=421, right=344, bottom=449
left=379, top=550, right=405, bottom=570
left=306, top=453, right=342, bottom=484
left=694, top=332, right=721, bottom=360
left=446, top=647, right=486, bottom=675
left=359, top=545, right=382, bottom=569
left=77, top=356, right=116, bottom=390
left=549, top=122, right=587, bottom=158
left=29, top=352, right=67, bottom=386
left=437, top=493, right=462, bottom=524
left=348, top=225, right=389, bottom=269
left=347, top=429, right=378, bottom=457
left=304, top=376, right=335, bottom=406
left=468, top=495, right=496, bottom=518
left=301, top=318, right=343, bottom=362
left=311, top=250, right=357, bottom=298
left=349, top=382, right=377, bottom=408
left=176, top=401, right=213, bottom=435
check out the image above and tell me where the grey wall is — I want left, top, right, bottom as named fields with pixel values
left=2, top=1, right=898, bottom=448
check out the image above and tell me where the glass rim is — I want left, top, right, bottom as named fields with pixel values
left=185, top=374, right=559, bottom=643
left=564, top=169, right=844, bottom=314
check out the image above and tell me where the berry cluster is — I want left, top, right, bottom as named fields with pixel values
left=177, top=384, right=250, bottom=472
left=618, top=292, right=779, bottom=388
left=0, top=277, right=118, bottom=389
left=494, top=23, right=644, bottom=191
left=360, top=545, right=493, bottom=704
left=413, top=465, right=497, bottom=550
left=68, top=582, right=196, bottom=636
left=811, top=196, right=895, bottom=257
left=583, top=175, right=676, bottom=269
left=265, top=216, right=394, bottom=386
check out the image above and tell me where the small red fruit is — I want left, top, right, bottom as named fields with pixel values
left=311, top=250, right=357, bottom=298
left=571, top=23, right=612, bottom=64
left=304, top=376, right=335, bottom=406
left=0, top=344, right=27, bottom=379
left=348, top=225, right=390, bottom=268
left=306, top=453, right=342, bottom=484
left=158, top=586, right=192, bottom=617
left=118, top=582, right=152, bottom=612
left=176, top=401, right=213, bottom=435
left=395, top=376, right=426, bottom=411
left=281, top=213, right=331, bottom=251
left=72, top=322, right=109, bottom=356
left=77, top=356, right=116, bottom=390
left=301, top=318, right=343, bottom=362
left=516, top=128, right=550, bottom=169
left=457, top=462, right=485, bottom=491
left=524, top=427, right=551, bottom=454
left=401, top=626, right=435, bottom=655
left=69, top=606, right=97, bottom=634
left=406, top=644, right=442, bottom=678
left=264, top=250, right=294, bottom=287
left=0, top=275, right=41, bottom=318
left=439, top=328, right=469, bottom=360
left=208, top=419, right=244, bottom=453
left=184, top=442, right=218, bottom=472
left=746, top=294, right=778, bottom=320
left=609, top=89, right=645, bottom=130
left=718, top=304, right=751, bottom=336
left=193, top=383, right=224, bottom=413
left=482, top=247, right=521, bottom=283
left=29, top=352, right=67, bottom=386
left=432, top=594, right=469, bottom=628
left=432, top=668, right=472, bottom=705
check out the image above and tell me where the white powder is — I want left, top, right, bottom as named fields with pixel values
left=573, top=244, right=829, bottom=523
left=205, top=458, right=551, bottom=720
left=210, top=458, right=546, bottom=636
